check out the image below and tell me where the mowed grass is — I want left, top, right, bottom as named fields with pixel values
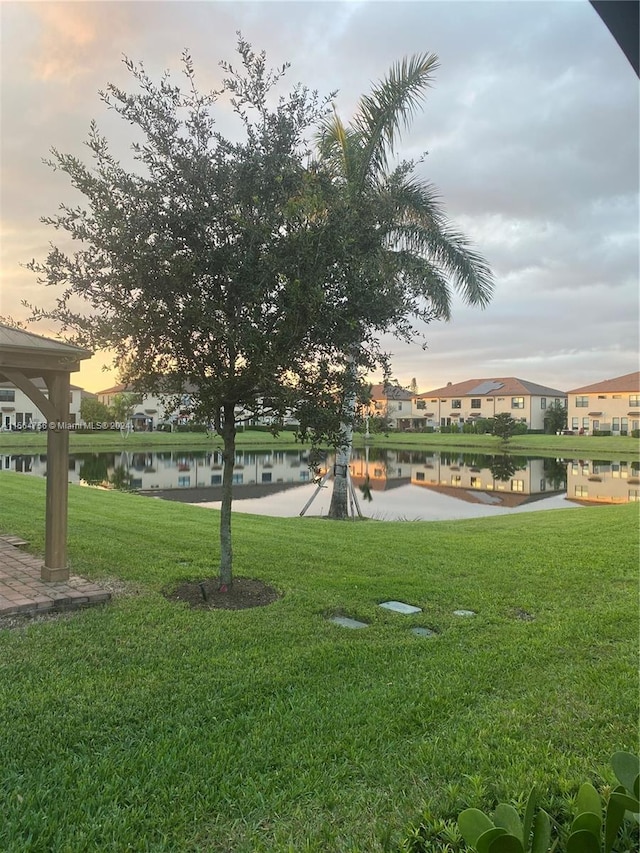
left=0, top=472, right=638, bottom=852
left=0, top=428, right=638, bottom=458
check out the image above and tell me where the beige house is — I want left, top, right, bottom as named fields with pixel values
left=0, top=379, right=93, bottom=430
left=365, top=383, right=416, bottom=429
left=566, top=371, right=640, bottom=435
left=96, top=383, right=189, bottom=430
left=414, top=377, right=566, bottom=431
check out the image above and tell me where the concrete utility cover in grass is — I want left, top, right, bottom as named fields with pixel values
left=411, top=627, right=436, bottom=637
left=379, top=600, right=422, bottom=615
left=329, top=616, right=369, bottom=629
left=453, top=609, right=476, bottom=617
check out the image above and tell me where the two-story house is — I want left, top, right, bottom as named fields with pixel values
left=0, top=379, right=94, bottom=430
left=413, top=377, right=566, bottom=431
left=566, top=371, right=640, bottom=435
left=365, top=383, right=416, bottom=430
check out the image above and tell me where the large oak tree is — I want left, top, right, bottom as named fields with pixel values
left=27, top=43, right=374, bottom=588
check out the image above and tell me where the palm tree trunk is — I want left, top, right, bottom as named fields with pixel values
left=328, top=353, right=356, bottom=519
left=219, top=403, right=236, bottom=590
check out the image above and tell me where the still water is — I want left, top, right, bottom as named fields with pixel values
left=3, top=447, right=638, bottom=521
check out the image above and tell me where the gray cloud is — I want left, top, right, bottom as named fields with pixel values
left=0, top=0, right=637, bottom=393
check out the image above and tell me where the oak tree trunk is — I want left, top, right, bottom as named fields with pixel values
left=219, top=404, right=236, bottom=590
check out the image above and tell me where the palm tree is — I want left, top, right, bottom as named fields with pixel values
left=316, top=54, right=495, bottom=519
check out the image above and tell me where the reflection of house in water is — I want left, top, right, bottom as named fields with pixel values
left=410, top=454, right=564, bottom=507
left=0, top=449, right=314, bottom=494
left=566, top=459, right=640, bottom=504
left=348, top=448, right=413, bottom=491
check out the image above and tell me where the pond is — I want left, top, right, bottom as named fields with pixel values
left=2, top=446, right=638, bottom=521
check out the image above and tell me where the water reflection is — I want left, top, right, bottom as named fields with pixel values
left=2, top=447, right=638, bottom=520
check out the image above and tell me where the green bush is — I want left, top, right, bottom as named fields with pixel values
left=456, top=752, right=639, bottom=853
left=632, top=430, right=640, bottom=439
left=594, top=430, right=613, bottom=437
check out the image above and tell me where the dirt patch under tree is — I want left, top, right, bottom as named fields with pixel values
left=163, top=576, right=282, bottom=611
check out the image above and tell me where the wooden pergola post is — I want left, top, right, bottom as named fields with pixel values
left=0, top=324, right=92, bottom=582
left=43, top=371, right=71, bottom=580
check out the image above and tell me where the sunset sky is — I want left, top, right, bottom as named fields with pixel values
left=1, top=0, right=638, bottom=394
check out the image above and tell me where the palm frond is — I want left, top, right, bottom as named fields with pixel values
left=379, top=177, right=495, bottom=308
left=352, top=53, right=439, bottom=183
left=315, top=110, right=358, bottom=185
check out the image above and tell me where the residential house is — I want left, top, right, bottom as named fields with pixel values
left=566, top=371, right=640, bottom=435
left=0, top=379, right=94, bottom=430
left=413, top=377, right=566, bottom=431
left=96, top=383, right=190, bottom=430
left=366, top=383, right=416, bottom=430
left=96, top=383, right=299, bottom=430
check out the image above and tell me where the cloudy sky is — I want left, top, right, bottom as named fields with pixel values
left=1, top=0, right=638, bottom=394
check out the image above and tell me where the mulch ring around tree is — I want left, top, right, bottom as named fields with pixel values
left=163, top=576, right=282, bottom=611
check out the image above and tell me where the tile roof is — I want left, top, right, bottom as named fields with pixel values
left=417, top=377, right=566, bottom=398
left=369, top=383, right=413, bottom=401
left=567, top=371, right=640, bottom=394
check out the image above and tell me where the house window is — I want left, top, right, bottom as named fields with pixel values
left=511, top=479, right=524, bottom=492
left=261, top=472, right=272, bottom=483
left=630, top=395, right=639, bottom=407
left=575, top=396, right=588, bottom=407
left=582, top=417, right=589, bottom=430
left=511, top=397, right=524, bottom=409
left=470, top=399, right=481, bottom=409
left=397, top=402, right=403, bottom=411
left=572, top=418, right=579, bottom=429
left=574, top=485, right=588, bottom=497
left=0, top=390, right=15, bottom=402
left=629, top=489, right=640, bottom=502
left=232, top=473, right=243, bottom=485
left=299, top=470, right=309, bottom=481
left=416, top=400, right=426, bottom=410
left=415, top=471, right=425, bottom=481
left=178, top=475, right=191, bottom=487
left=540, top=398, right=546, bottom=409
left=612, top=418, right=620, bottom=432
left=451, top=475, right=461, bottom=486
left=211, top=474, right=222, bottom=485
left=451, top=399, right=461, bottom=409
left=597, top=394, right=607, bottom=399
left=470, top=476, right=481, bottom=488
left=621, top=418, right=628, bottom=434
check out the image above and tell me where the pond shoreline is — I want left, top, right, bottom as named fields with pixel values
left=0, top=429, right=637, bottom=458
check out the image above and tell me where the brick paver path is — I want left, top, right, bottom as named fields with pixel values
left=0, top=536, right=111, bottom=616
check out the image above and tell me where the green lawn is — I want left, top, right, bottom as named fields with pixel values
left=0, top=473, right=638, bottom=852
left=0, top=428, right=637, bottom=458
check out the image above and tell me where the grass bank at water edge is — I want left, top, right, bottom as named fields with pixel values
left=0, top=429, right=638, bottom=458
left=0, top=472, right=638, bottom=852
